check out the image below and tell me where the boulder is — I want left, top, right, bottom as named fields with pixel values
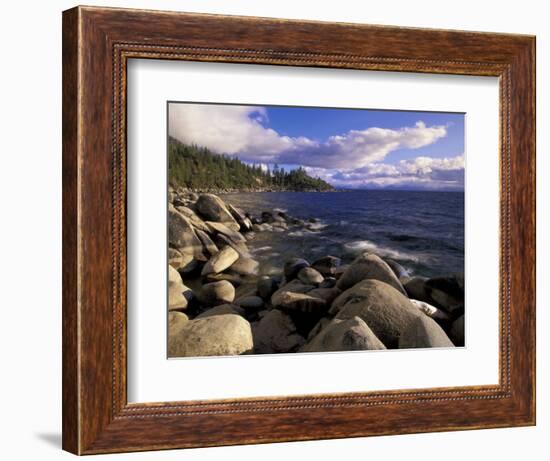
left=204, top=271, right=243, bottom=286
left=235, top=281, right=258, bottom=299
left=168, top=314, right=253, bottom=357
left=227, top=203, right=252, bottom=231
left=206, top=221, right=246, bottom=244
left=301, top=317, right=386, bottom=352
left=449, top=315, right=465, bottom=347
left=195, top=194, right=238, bottom=225
left=271, top=279, right=315, bottom=305
left=333, top=265, right=349, bottom=280
left=272, top=291, right=327, bottom=314
left=175, top=252, right=199, bottom=275
left=384, top=258, right=410, bottom=279
left=307, top=287, right=340, bottom=304
left=297, top=267, right=324, bottom=285
left=283, top=258, right=310, bottom=280
left=403, top=276, right=430, bottom=300
left=168, top=209, right=205, bottom=259
left=332, top=279, right=421, bottom=348
left=311, top=255, right=341, bottom=277
left=410, top=299, right=450, bottom=322
left=195, top=229, right=219, bottom=256
left=168, top=265, right=193, bottom=311
left=336, top=253, right=406, bottom=295
left=257, top=276, right=278, bottom=300
left=168, top=311, right=189, bottom=337
left=175, top=206, right=210, bottom=233
left=168, top=248, right=184, bottom=269
left=214, top=234, right=251, bottom=258
left=235, top=295, right=264, bottom=310
left=306, top=317, right=332, bottom=341
left=196, top=304, right=245, bottom=319
left=201, top=246, right=239, bottom=276
left=319, top=277, right=337, bottom=288
left=252, top=310, right=305, bottom=353
left=425, top=275, right=464, bottom=313
left=198, top=280, right=235, bottom=306
left=398, top=315, right=454, bottom=349
left=404, top=275, right=464, bottom=314
left=230, top=257, right=259, bottom=276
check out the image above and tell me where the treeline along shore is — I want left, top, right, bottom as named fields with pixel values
left=168, top=137, right=335, bottom=192
left=168, top=187, right=465, bottom=357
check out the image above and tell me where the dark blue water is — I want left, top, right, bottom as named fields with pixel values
left=221, top=190, right=464, bottom=278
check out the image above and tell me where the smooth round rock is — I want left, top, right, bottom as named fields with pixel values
left=201, top=246, right=239, bottom=276
left=297, top=267, right=324, bottom=285
left=252, top=310, right=305, bottom=353
left=336, top=252, right=406, bottom=295
left=168, top=314, right=253, bottom=357
left=332, top=279, right=421, bottom=348
left=301, top=317, right=386, bottom=352
left=283, top=258, right=310, bottom=280
left=198, top=280, right=235, bottom=306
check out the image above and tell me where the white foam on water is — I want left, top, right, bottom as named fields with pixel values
left=253, top=246, right=273, bottom=252
left=306, top=222, right=328, bottom=231
left=343, top=240, right=419, bottom=262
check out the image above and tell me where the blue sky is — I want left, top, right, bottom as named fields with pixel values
left=168, top=102, right=465, bottom=190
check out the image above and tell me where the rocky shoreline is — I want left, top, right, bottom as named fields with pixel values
left=168, top=186, right=465, bottom=357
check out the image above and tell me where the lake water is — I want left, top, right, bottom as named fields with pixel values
left=221, top=190, right=464, bottom=279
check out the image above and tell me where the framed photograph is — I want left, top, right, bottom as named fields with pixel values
left=62, top=6, right=535, bottom=455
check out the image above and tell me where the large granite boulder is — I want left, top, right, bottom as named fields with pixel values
left=297, top=267, right=324, bottom=285
left=168, top=265, right=193, bottom=311
left=311, top=255, right=341, bottom=277
left=398, top=315, right=454, bottom=349
left=404, top=274, right=464, bottom=314
left=252, top=310, right=305, bottom=353
left=206, top=221, right=246, bottom=244
left=195, top=229, right=219, bottom=256
left=230, top=257, right=259, bottom=276
left=201, top=246, right=239, bottom=276
left=168, top=311, right=189, bottom=337
left=301, top=317, right=386, bottom=352
left=195, top=194, right=238, bottom=225
left=272, top=291, right=327, bottom=314
left=175, top=206, right=210, bottom=233
left=196, top=304, right=245, bottom=319
left=168, top=208, right=205, bottom=260
left=384, top=258, right=410, bottom=279
left=197, top=280, right=235, bottom=306
left=336, top=253, right=406, bottom=295
left=227, top=203, right=252, bottom=231
left=332, top=279, right=421, bottom=348
left=410, top=299, right=451, bottom=322
left=168, top=314, right=253, bottom=357
left=283, top=258, right=310, bottom=280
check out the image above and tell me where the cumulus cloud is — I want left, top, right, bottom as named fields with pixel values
left=169, top=104, right=447, bottom=169
left=306, top=154, right=465, bottom=190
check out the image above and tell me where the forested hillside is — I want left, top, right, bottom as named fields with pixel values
left=168, top=138, right=334, bottom=191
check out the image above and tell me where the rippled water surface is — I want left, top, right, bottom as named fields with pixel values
left=221, top=190, right=464, bottom=278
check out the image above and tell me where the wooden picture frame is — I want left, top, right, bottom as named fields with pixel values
left=62, top=5, right=536, bottom=455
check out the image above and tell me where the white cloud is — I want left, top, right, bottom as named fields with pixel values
left=169, top=104, right=447, bottom=169
left=308, top=154, right=465, bottom=190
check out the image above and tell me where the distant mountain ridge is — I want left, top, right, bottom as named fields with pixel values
left=168, top=137, right=335, bottom=192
